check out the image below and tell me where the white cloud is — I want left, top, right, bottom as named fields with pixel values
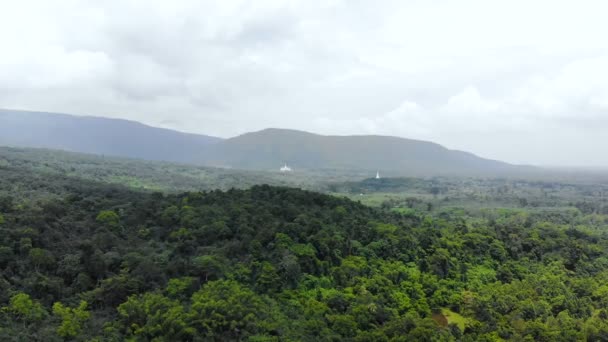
left=1, top=0, right=608, bottom=166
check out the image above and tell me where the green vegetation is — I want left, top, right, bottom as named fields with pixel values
left=441, top=308, right=469, bottom=332
left=3, top=150, right=608, bottom=340
left=198, top=128, right=525, bottom=175
left=0, top=110, right=527, bottom=175
left=337, top=177, right=608, bottom=214
left=0, top=146, right=366, bottom=193
left=52, top=301, right=90, bottom=338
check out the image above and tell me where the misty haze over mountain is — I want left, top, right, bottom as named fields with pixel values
left=0, top=109, right=533, bottom=176
left=0, top=109, right=221, bottom=163
left=5, top=2, right=608, bottom=341
left=2, top=1, right=608, bottom=166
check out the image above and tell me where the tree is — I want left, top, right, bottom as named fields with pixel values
left=255, top=261, right=280, bottom=293
left=166, top=277, right=198, bottom=299
left=332, top=256, right=368, bottom=286
left=57, top=254, right=83, bottom=280
left=96, top=210, right=120, bottom=230
left=427, top=248, right=455, bottom=279
left=407, top=318, right=445, bottom=341
left=28, top=248, right=56, bottom=272
left=0, top=246, right=13, bottom=267
left=189, top=280, right=275, bottom=339
left=3, top=293, right=46, bottom=322
left=117, top=293, right=192, bottom=341
left=327, top=314, right=358, bottom=338
left=192, top=255, right=225, bottom=282
left=161, top=205, right=180, bottom=226
left=52, top=301, right=91, bottom=338
left=19, top=237, right=32, bottom=254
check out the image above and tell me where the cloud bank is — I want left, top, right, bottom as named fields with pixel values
left=1, top=0, right=608, bottom=166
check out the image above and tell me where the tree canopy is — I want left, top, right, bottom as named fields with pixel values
left=2, top=163, right=608, bottom=340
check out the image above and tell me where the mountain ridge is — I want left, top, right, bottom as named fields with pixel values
left=236, top=127, right=509, bottom=164
left=0, top=109, right=222, bottom=163
left=206, top=127, right=522, bottom=175
left=0, top=109, right=530, bottom=176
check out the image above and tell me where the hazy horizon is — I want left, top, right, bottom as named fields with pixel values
left=6, top=107, right=608, bottom=170
left=2, top=1, right=608, bottom=166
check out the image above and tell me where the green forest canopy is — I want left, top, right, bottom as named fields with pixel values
left=2, top=159, right=608, bottom=340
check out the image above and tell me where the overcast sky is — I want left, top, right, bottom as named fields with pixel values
left=1, top=0, right=608, bottom=166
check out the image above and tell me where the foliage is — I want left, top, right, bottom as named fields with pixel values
left=3, top=293, right=47, bottom=322
left=2, top=161, right=608, bottom=340
left=117, top=292, right=192, bottom=340
left=52, top=301, right=91, bottom=338
left=96, top=210, right=120, bottom=229
left=0, top=146, right=363, bottom=193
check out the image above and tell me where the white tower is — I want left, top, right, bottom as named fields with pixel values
left=376, top=171, right=381, bottom=179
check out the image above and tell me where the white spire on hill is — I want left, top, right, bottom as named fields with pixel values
left=280, top=164, right=292, bottom=172
left=376, top=171, right=381, bottom=179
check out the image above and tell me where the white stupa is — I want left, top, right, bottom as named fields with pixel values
left=376, top=171, right=381, bottom=179
left=280, top=164, right=293, bottom=172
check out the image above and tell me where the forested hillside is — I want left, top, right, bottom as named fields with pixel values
left=3, top=163, right=608, bottom=341
left=201, top=128, right=529, bottom=176
left=0, top=146, right=359, bottom=193
left=0, top=109, right=221, bottom=163
left=334, top=177, right=608, bottom=214
left=0, top=110, right=534, bottom=177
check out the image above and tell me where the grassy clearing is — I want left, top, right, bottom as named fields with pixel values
left=108, top=176, right=164, bottom=191
left=441, top=308, right=469, bottom=331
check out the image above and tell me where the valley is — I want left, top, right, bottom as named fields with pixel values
left=2, top=143, right=608, bottom=340
left=4, top=3, right=607, bottom=339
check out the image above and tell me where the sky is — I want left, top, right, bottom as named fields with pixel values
left=1, top=0, right=608, bottom=166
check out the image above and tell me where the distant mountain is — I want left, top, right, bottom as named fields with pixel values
left=0, top=109, right=222, bottom=163
left=201, top=128, right=529, bottom=176
left=0, top=110, right=529, bottom=176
